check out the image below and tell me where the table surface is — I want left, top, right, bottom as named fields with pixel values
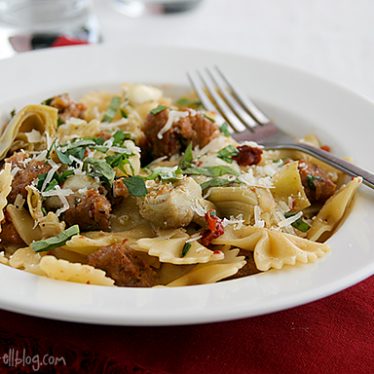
left=94, top=0, right=374, bottom=101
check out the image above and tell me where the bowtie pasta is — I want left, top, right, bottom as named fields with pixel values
left=0, top=84, right=361, bottom=287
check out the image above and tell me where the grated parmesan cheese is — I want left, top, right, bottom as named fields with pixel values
left=41, top=188, right=73, bottom=197
left=222, top=214, right=245, bottom=230
left=185, top=234, right=203, bottom=243
left=277, top=211, right=303, bottom=228
left=40, top=160, right=60, bottom=192
left=157, top=110, right=189, bottom=139
left=253, top=206, right=265, bottom=228
left=25, top=129, right=42, bottom=143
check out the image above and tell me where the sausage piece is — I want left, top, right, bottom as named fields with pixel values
left=63, top=189, right=111, bottom=231
left=48, top=93, right=86, bottom=122
left=298, top=160, right=337, bottom=203
left=143, top=109, right=219, bottom=159
left=87, top=241, right=157, bottom=287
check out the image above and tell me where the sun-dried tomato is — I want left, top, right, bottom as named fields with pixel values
left=232, top=145, right=263, bottom=166
left=200, top=210, right=224, bottom=246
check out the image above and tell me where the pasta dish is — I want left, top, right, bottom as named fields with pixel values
left=0, top=84, right=361, bottom=287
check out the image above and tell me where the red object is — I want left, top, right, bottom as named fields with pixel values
left=321, top=145, right=332, bottom=152
left=0, top=276, right=372, bottom=373
left=200, top=210, right=224, bottom=246
left=232, top=145, right=263, bottom=166
left=51, top=36, right=89, bottom=48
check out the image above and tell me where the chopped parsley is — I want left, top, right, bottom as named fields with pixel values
left=306, top=175, right=321, bottom=190
left=122, top=176, right=147, bottom=197
left=102, top=96, right=121, bottom=123
left=150, top=105, right=167, bottom=115
left=31, top=225, right=80, bottom=252
left=10, top=109, right=16, bottom=118
left=146, top=166, right=183, bottom=181
left=181, top=242, right=192, bottom=257
left=217, top=145, right=239, bottom=163
left=112, top=130, right=131, bottom=146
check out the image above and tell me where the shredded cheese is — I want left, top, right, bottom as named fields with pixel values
left=41, top=160, right=60, bottom=192
left=185, top=234, right=203, bottom=243
left=25, top=129, right=42, bottom=143
left=157, top=110, right=189, bottom=139
left=253, top=206, right=265, bottom=228
left=277, top=211, right=303, bottom=228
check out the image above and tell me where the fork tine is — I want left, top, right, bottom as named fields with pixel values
left=197, top=69, right=246, bottom=132
left=186, top=71, right=230, bottom=130
left=206, top=67, right=257, bottom=130
left=214, top=66, right=270, bottom=125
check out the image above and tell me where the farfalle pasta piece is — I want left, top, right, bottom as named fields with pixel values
left=136, top=233, right=224, bottom=265
left=272, top=161, right=310, bottom=211
left=9, top=247, right=41, bottom=269
left=33, top=256, right=114, bottom=286
left=0, top=105, right=57, bottom=159
left=307, top=177, right=362, bottom=241
left=167, top=248, right=246, bottom=286
left=212, top=225, right=330, bottom=271
left=57, top=118, right=101, bottom=142
left=0, top=163, right=13, bottom=232
left=63, top=234, right=121, bottom=256
left=38, top=212, right=65, bottom=238
left=206, top=186, right=258, bottom=223
left=6, top=205, right=42, bottom=245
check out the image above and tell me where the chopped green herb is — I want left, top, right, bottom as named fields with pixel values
left=181, top=242, right=192, bottom=257
left=102, top=96, right=121, bottom=123
left=200, top=178, right=234, bottom=190
left=219, top=122, right=231, bottom=137
left=179, top=143, right=193, bottom=169
left=150, top=105, right=167, bottom=115
left=66, top=139, right=96, bottom=150
left=112, top=130, right=131, bottom=146
left=44, top=179, right=58, bottom=192
left=37, top=173, right=48, bottom=191
left=146, top=166, right=183, bottom=181
left=120, top=109, right=128, bottom=118
left=56, top=149, right=72, bottom=165
left=175, top=97, right=202, bottom=109
left=106, top=153, right=133, bottom=173
left=84, top=158, right=116, bottom=185
left=306, top=175, right=321, bottom=190
left=31, top=225, right=80, bottom=252
left=123, top=176, right=147, bottom=197
left=10, top=109, right=16, bottom=118
left=46, top=138, right=57, bottom=159
left=57, top=117, right=64, bottom=126
left=56, top=169, right=74, bottom=183
left=217, top=145, right=239, bottom=163
left=41, top=97, right=53, bottom=106
left=184, top=165, right=239, bottom=177
left=284, top=211, right=311, bottom=232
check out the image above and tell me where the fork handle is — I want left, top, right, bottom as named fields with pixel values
left=264, top=143, right=374, bottom=190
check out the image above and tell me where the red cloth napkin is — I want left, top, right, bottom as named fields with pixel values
left=0, top=276, right=373, bottom=374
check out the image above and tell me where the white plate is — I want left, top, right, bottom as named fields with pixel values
left=0, top=45, right=373, bottom=326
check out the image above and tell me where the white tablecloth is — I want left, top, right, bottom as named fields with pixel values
left=94, top=0, right=374, bottom=101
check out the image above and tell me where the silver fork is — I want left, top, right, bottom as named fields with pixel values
left=187, top=66, right=374, bottom=189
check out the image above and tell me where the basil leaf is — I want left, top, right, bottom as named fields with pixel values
left=41, top=97, right=53, bottom=106
left=200, top=178, right=233, bottom=190
left=179, top=143, right=193, bottom=169
left=284, top=211, right=311, bottom=232
left=102, top=96, right=121, bottom=123
left=31, top=225, right=80, bottom=252
left=123, top=176, right=147, bottom=197
left=306, top=175, right=321, bottom=190
left=66, top=139, right=96, bottom=150
left=10, top=109, right=16, bottom=118
left=217, top=145, right=239, bottom=163
left=56, top=149, right=72, bottom=165
left=84, top=158, right=115, bottom=185
left=146, top=166, right=183, bottom=181
left=219, top=123, right=231, bottom=137
left=150, top=105, right=167, bottom=115
left=184, top=165, right=239, bottom=177
left=181, top=242, right=192, bottom=257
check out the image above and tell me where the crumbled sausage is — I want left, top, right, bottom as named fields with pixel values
left=232, top=145, right=263, bottom=166
left=48, top=93, right=86, bottom=122
left=298, top=160, right=337, bottom=203
left=143, top=109, right=219, bottom=158
left=6, top=154, right=51, bottom=203
left=64, top=189, right=111, bottom=231
left=0, top=211, right=24, bottom=247
left=87, top=241, right=157, bottom=287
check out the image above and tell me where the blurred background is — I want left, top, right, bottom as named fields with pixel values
left=0, top=0, right=373, bottom=99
